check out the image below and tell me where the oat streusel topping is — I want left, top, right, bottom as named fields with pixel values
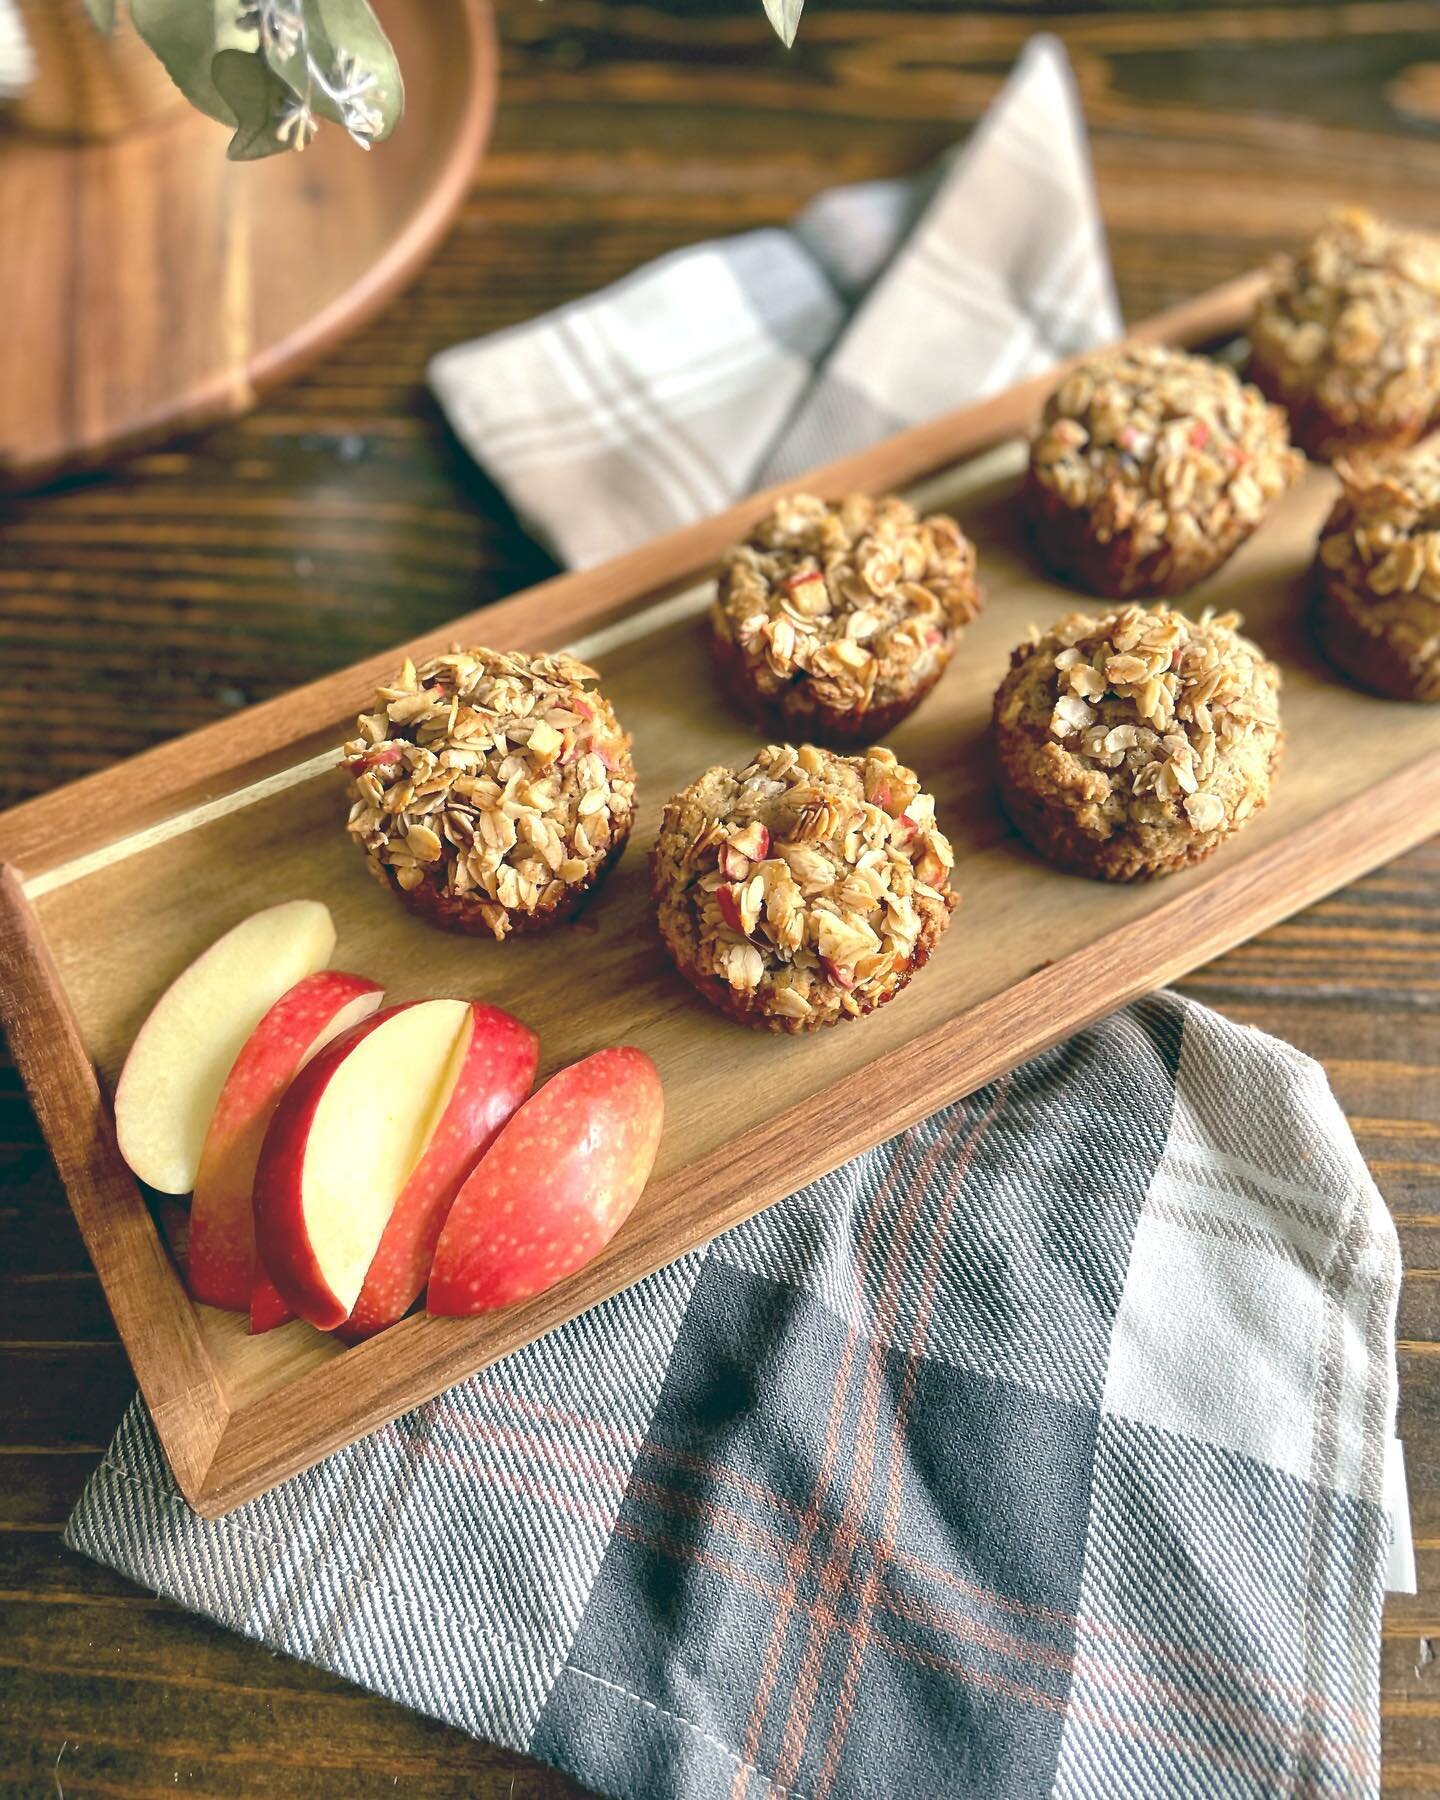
left=1319, top=454, right=1440, bottom=607
left=1250, top=209, right=1440, bottom=443
left=651, top=743, right=955, bottom=1031
left=996, top=605, right=1281, bottom=839
left=1029, top=346, right=1301, bottom=565
left=343, top=647, right=636, bottom=940
left=712, top=493, right=979, bottom=717
left=1316, top=454, right=1440, bottom=695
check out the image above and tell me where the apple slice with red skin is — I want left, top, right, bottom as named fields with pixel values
left=252, top=1003, right=410, bottom=1331
left=427, top=1046, right=664, bottom=1316
left=186, top=971, right=384, bottom=1312
left=253, top=999, right=521, bottom=1331
left=250, top=1268, right=294, bottom=1335
left=254, top=1000, right=463, bottom=1329
left=114, top=900, right=336, bottom=1194
left=337, top=1003, right=538, bottom=1341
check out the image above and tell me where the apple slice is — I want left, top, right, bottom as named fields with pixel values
left=427, top=1046, right=664, bottom=1316
left=114, top=900, right=336, bottom=1194
left=250, top=1269, right=294, bottom=1335
left=186, top=971, right=384, bottom=1311
left=338, top=1003, right=539, bottom=1342
left=253, top=999, right=480, bottom=1330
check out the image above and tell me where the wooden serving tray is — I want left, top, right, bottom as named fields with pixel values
left=2, top=273, right=1437, bottom=1517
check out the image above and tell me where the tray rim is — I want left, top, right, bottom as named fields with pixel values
left=0, top=272, right=1269, bottom=882
left=4, top=268, right=1438, bottom=1517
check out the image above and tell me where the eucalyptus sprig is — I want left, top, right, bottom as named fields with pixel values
left=82, top=0, right=403, bottom=160
left=83, top=0, right=805, bottom=160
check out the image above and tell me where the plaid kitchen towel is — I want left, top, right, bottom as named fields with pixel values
left=70, top=996, right=1402, bottom=1797
left=68, top=32, right=1405, bottom=1800
left=430, top=34, right=1121, bottom=568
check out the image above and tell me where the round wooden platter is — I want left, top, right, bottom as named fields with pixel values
left=0, top=0, right=496, bottom=491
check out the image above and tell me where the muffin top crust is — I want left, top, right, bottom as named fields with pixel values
left=1250, top=209, right=1440, bottom=439
left=1319, top=453, right=1440, bottom=613
left=995, top=604, right=1281, bottom=838
left=1029, top=345, right=1301, bottom=563
left=652, top=743, right=955, bottom=1029
left=713, top=492, right=979, bottom=716
left=343, top=647, right=636, bottom=938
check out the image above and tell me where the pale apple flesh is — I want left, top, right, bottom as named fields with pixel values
left=427, top=1046, right=664, bottom=1316
left=114, top=900, right=336, bottom=1195
left=253, top=999, right=475, bottom=1330
left=338, top=1003, right=539, bottom=1342
left=186, top=972, right=383, bottom=1312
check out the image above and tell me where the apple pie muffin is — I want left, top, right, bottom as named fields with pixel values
left=710, top=492, right=980, bottom=742
left=343, top=647, right=637, bottom=938
left=651, top=743, right=955, bottom=1032
left=1026, top=345, right=1301, bottom=599
left=1315, top=454, right=1440, bottom=702
left=1249, top=209, right=1440, bottom=459
left=993, top=604, right=1282, bottom=882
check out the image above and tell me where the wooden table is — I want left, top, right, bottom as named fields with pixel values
left=2, top=2, right=1437, bottom=1793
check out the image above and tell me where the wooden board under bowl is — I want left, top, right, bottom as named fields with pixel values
left=1, top=273, right=1437, bottom=1516
left=0, top=0, right=496, bottom=489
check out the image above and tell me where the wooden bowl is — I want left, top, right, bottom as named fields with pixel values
left=0, top=0, right=497, bottom=489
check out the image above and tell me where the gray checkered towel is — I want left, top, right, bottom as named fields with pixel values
left=69, top=37, right=1407, bottom=1800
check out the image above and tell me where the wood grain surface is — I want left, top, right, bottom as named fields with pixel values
left=1, top=1, right=1437, bottom=1793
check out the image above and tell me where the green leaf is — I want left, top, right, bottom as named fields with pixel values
left=82, top=0, right=118, bottom=33
left=289, top=0, right=403, bottom=143
left=129, top=0, right=234, bottom=124
left=762, top=0, right=803, bottom=48
left=211, top=46, right=295, bottom=158
left=121, top=0, right=403, bottom=155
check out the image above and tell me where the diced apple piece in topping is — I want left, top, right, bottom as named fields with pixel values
left=821, top=956, right=857, bottom=991
left=779, top=571, right=829, bottom=616
left=728, top=820, right=770, bottom=860
left=343, top=747, right=403, bottom=776
left=528, top=719, right=563, bottom=765
left=915, top=849, right=948, bottom=888
left=716, top=883, right=747, bottom=935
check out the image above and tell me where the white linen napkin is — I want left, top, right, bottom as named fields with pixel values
left=429, top=34, right=1122, bottom=569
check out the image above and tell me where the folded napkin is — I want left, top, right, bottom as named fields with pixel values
left=431, top=34, right=1120, bottom=568
left=69, top=36, right=1404, bottom=1800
